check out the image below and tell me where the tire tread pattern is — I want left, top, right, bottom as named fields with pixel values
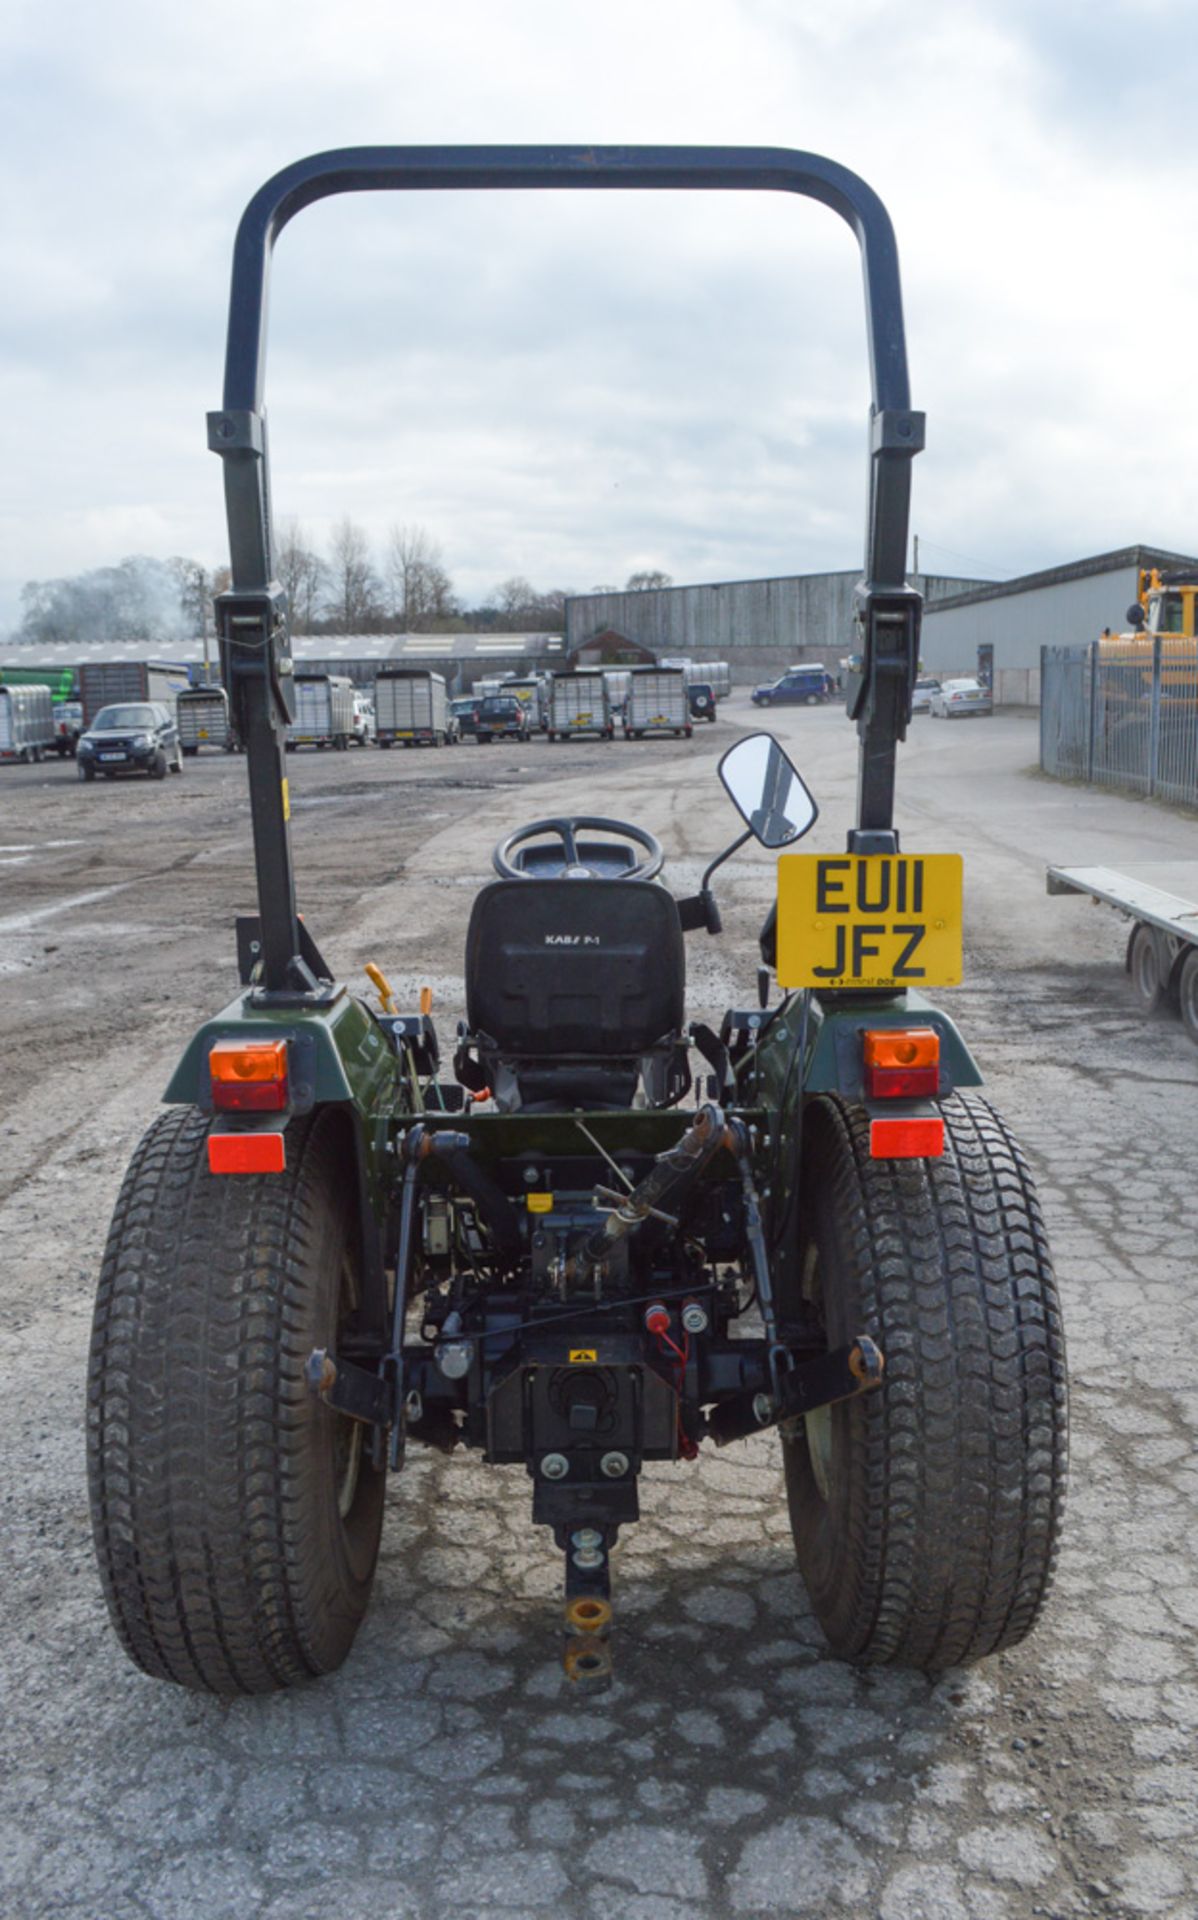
left=86, top=1105, right=382, bottom=1695
left=785, top=1090, right=1068, bottom=1671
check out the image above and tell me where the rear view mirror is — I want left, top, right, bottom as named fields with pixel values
left=718, top=733, right=818, bottom=848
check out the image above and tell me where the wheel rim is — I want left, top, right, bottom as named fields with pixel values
left=1132, top=928, right=1161, bottom=1007
left=800, top=1241, right=834, bottom=1503
left=1180, top=955, right=1198, bottom=1039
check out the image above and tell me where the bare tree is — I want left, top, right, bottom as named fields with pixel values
left=387, top=524, right=458, bottom=630
left=493, top=575, right=536, bottom=629
left=275, top=518, right=325, bottom=633
left=325, top=517, right=382, bottom=634
left=625, top=569, right=673, bottom=592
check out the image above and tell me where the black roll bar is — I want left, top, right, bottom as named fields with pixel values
left=209, top=146, right=924, bottom=995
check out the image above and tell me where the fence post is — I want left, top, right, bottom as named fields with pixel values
left=1086, top=641, right=1097, bottom=783
left=1148, top=632, right=1162, bottom=797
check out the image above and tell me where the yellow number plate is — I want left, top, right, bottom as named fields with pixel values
left=776, top=853, right=963, bottom=990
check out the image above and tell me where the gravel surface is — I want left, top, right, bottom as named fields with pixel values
left=1, top=701, right=1195, bottom=1919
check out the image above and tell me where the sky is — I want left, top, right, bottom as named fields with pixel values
left=3, top=0, right=1197, bottom=635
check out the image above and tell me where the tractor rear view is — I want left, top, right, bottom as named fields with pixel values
left=86, top=146, right=1067, bottom=1697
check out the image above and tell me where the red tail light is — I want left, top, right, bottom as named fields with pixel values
left=209, top=1038, right=289, bottom=1112
left=863, top=1027, right=940, bottom=1099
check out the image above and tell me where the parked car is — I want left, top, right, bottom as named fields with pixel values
left=449, top=696, right=478, bottom=741
left=0, top=684, right=56, bottom=763
left=76, top=702, right=183, bottom=780
left=688, top=681, right=717, bottom=723
left=352, top=693, right=376, bottom=746
left=750, top=665, right=833, bottom=707
left=911, top=677, right=942, bottom=715
left=929, top=677, right=992, bottom=718
left=51, top=701, right=84, bottom=757
left=474, top=695, right=530, bottom=744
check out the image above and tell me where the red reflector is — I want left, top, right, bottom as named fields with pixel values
left=208, top=1132, right=287, bottom=1175
left=869, top=1116, right=945, bottom=1159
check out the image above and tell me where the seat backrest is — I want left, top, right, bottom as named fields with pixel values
left=465, top=879, right=685, bottom=1057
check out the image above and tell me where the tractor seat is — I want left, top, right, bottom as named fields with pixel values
left=462, top=878, right=687, bottom=1111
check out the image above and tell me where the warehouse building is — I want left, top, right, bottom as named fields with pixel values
left=920, top=544, right=1198, bottom=706
left=564, top=570, right=985, bottom=680
left=0, top=632, right=565, bottom=693
left=288, top=632, right=564, bottom=689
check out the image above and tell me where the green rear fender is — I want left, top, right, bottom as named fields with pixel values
left=162, top=987, right=400, bottom=1113
left=742, top=987, right=983, bottom=1116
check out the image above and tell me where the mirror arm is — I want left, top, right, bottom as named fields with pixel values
left=702, top=828, right=753, bottom=893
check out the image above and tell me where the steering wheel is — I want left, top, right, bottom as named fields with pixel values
left=492, top=816, right=664, bottom=881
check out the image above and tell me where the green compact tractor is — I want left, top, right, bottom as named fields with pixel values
left=86, top=148, right=1067, bottom=1694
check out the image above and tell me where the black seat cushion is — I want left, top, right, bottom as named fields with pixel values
left=465, top=879, right=685, bottom=1058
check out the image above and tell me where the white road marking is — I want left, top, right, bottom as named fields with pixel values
left=0, top=880, right=135, bottom=935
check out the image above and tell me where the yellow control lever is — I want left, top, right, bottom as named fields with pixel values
left=364, top=962, right=397, bottom=1014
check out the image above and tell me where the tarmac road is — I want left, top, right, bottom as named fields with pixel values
left=1, top=699, right=1195, bottom=1920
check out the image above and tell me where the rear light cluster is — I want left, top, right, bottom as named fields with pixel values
left=865, top=1027, right=944, bottom=1159
left=863, top=1027, right=940, bottom=1099
left=209, top=1038, right=289, bottom=1112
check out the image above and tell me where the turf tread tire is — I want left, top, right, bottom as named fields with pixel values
left=783, top=1090, right=1067, bottom=1671
left=86, top=1105, right=384, bottom=1695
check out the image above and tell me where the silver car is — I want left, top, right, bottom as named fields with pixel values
left=911, top=677, right=942, bottom=715
left=929, top=677, right=992, bottom=718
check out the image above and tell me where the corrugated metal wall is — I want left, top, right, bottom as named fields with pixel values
left=922, top=568, right=1142, bottom=682
left=564, top=573, right=981, bottom=677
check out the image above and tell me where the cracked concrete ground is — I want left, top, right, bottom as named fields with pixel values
left=1, top=701, right=1195, bottom=1919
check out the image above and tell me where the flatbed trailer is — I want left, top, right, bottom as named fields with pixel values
left=1047, top=862, right=1198, bottom=1042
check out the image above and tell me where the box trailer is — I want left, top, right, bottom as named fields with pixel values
left=603, top=670, right=631, bottom=719
left=78, top=660, right=192, bottom=728
left=375, top=669, right=450, bottom=748
left=624, top=666, right=692, bottom=739
left=177, top=685, right=233, bottom=754
left=547, top=671, right=613, bottom=741
left=0, top=684, right=56, bottom=762
left=660, top=657, right=731, bottom=699
left=287, top=673, right=356, bottom=750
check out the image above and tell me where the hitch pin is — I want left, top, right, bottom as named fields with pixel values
left=593, top=1184, right=678, bottom=1228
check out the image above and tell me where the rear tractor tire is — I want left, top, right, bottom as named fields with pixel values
left=86, top=1105, right=385, bottom=1695
left=782, top=1091, right=1067, bottom=1671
